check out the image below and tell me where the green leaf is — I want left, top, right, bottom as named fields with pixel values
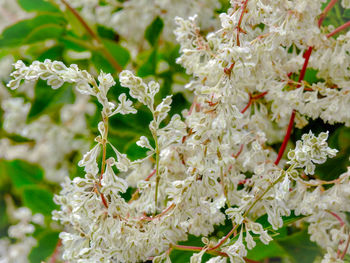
left=28, top=231, right=60, bottom=263
left=315, top=126, right=350, bottom=181
left=97, top=26, right=117, bottom=40
left=0, top=15, right=66, bottom=48
left=277, top=229, right=322, bottom=263
left=145, top=17, right=164, bottom=46
left=258, top=212, right=305, bottom=232
left=28, top=80, right=75, bottom=121
left=24, top=24, right=65, bottom=45
left=247, top=240, right=287, bottom=261
left=3, top=160, right=43, bottom=189
left=36, top=45, right=64, bottom=61
left=137, top=49, right=157, bottom=77
left=102, top=39, right=130, bottom=68
left=125, top=141, right=148, bottom=161
left=17, top=0, right=59, bottom=12
left=304, top=68, right=322, bottom=84
left=0, top=196, right=9, bottom=237
left=92, top=52, right=115, bottom=74
left=63, top=8, right=86, bottom=37
left=22, top=186, right=57, bottom=216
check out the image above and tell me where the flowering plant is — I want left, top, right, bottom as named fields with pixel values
left=1, top=0, right=350, bottom=262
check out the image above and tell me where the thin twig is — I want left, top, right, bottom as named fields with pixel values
left=49, top=238, right=62, bottom=263
left=318, top=0, right=339, bottom=27
left=60, top=0, right=123, bottom=72
left=327, top=20, right=350, bottom=38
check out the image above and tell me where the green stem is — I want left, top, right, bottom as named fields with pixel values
left=99, top=114, right=109, bottom=182
left=211, top=164, right=295, bottom=250
left=154, top=134, right=160, bottom=211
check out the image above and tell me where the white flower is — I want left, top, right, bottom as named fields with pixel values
left=287, top=131, right=338, bottom=175
left=101, top=157, right=129, bottom=195
left=190, top=249, right=207, bottom=263
left=110, top=93, right=137, bottom=116
left=136, top=136, right=154, bottom=151
left=78, top=143, right=101, bottom=175
left=342, top=0, right=350, bottom=9
left=98, top=71, right=116, bottom=95
left=245, top=230, right=256, bottom=250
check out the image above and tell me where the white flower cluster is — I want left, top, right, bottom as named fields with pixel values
left=0, top=202, right=44, bottom=263
left=0, top=59, right=95, bottom=182
left=6, top=0, right=350, bottom=262
left=62, top=0, right=221, bottom=45
left=287, top=131, right=338, bottom=175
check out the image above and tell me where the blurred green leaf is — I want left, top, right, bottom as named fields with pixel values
left=125, top=141, right=148, bottom=161
left=137, top=49, right=157, bottom=77
left=0, top=15, right=66, bottom=48
left=102, top=39, right=130, bottom=68
left=92, top=52, right=115, bottom=74
left=0, top=196, right=9, bottom=237
left=277, top=229, right=322, bottom=263
left=28, top=230, right=60, bottom=263
left=247, top=240, right=287, bottom=261
left=63, top=8, right=86, bottom=37
left=97, top=26, right=117, bottom=40
left=145, top=17, right=164, bottom=46
left=61, top=33, right=90, bottom=52
left=3, top=160, right=43, bottom=189
left=315, top=126, right=350, bottom=181
left=36, top=45, right=64, bottom=61
left=17, top=0, right=59, bottom=12
left=22, top=186, right=57, bottom=216
left=257, top=212, right=305, bottom=232
left=25, top=24, right=65, bottom=44
left=28, top=80, right=75, bottom=121
left=304, top=68, right=322, bottom=84
left=321, top=0, right=345, bottom=29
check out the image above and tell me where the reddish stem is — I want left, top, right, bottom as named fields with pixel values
left=274, top=0, right=341, bottom=166
left=236, top=0, right=249, bottom=46
left=340, top=233, right=350, bottom=260
left=298, top=47, right=313, bottom=84
left=274, top=110, right=296, bottom=165
left=318, top=0, right=339, bottom=27
left=252, top=91, right=268, bottom=100
left=209, top=227, right=236, bottom=251
left=60, top=0, right=122, bottom=72
left=145, top=169, right=157, bottom=181
left=327, top=20, right=350, bottom=38
left=241, top=91, right=268, bottom=114
left=275, top=45, right=313, bottom=165
left=233, top=144, right=244, bottom=158
left=128, top=169, right=156, bottom=204
left=94, top=183, right=109, bottom=209
left=241, top=96, right=253, bottom=114
left=245, top=259, right=261, bottom=263
left=100, top=192, right=109, bottom=209
left=327, top=210, right=345, bottom=227
left=140, top=203, right=175, bottom=221
left=224, top=62, right=235, bottom=75
left=188, top=96, right=199, bottom=116
left=49, top=239, right=62, bottom=263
